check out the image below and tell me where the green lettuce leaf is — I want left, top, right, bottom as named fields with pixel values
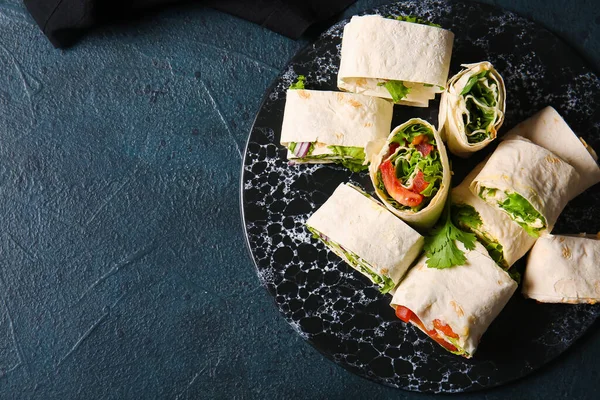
left=307, top=226, right=395, bottom=293
left=389, top=15, right=441, bottom=28
left=497, top=192, right=546, bottom=238
left=291, top=145, right=367, bottom=172
left=389, top=121, right=436, bottom=146
left=328, top=146, right=367, bottom=172
left=507, top=267, right=522, bottom=284
left=289, top=75, right=306, bottom=90
left=482, top=240, right=506, bottom=268
left=460, top=70, right=500, bottom=143
left=378, top=80, right=411, bottom=102
left=376, top=122, right=443, bottom=211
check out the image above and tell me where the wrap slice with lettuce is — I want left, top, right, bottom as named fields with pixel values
left=305, top=183, right=424, bottom=294
left=503, top=106, right=600, bottom=199
left=469, top=136, right=579, bottom=238
left=370, top=118, right=451, bottom=230
left=451, top=163, right=536, bottom=268
left=522, top=234, right=600, bottom=304
left=280, top=88, right=393, bottom=172
left=391, top=241, right=517, bottom=358
left=439, top=62, right=506, bottom=157
left=337, top=15, right=454, bottom=107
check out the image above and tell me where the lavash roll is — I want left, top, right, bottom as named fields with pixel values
left=469, top=136, right=579, bottom=236
left=438, top=62, right=506, bottom=157
left=522, top=234, right=600, bottom=304
left=391, top=241, right=517, bottom=357
left=503, top=106, right=600, bottom=198
left=337, top=15, right=454, bottom=107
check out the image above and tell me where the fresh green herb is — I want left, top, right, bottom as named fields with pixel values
left=424, top=201, right=477, bottom=269
left=307, top=226, right=396, bottom=293
left=389, top=15, right=441, bottom=28
left=451, top=204, right=507, bottom=267
left=497, top=192, right=546, bottom=238
left=289, top=75, right=306, bottom=89
left=451, top=204, right=483, bottom=229
left=423, top=83, right=434, bottom=87
left=378, top=80, right=411, bottom=102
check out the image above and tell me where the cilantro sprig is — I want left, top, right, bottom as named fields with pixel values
left=424, top=199, right=477, bottom=269
left=289, top=75, right=306, bottom=89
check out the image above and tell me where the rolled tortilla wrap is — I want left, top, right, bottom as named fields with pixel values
left=439, top=62, right=506, bottom=157
left=306, top=183, right=424, bottom=293
left=522, top=234, right=600, bottom=304
left=370, top=118, right=451, bottom=230
left=503, top=106, right=600, bottom=198
left=469, top=136, right=579, bottom=237
left=280, top=89, right=393, bottom=171
left=337, top=15, right=454, bottom=107
left=451, top=163, right=536, bottom=268
left=391, top=241, right=517, bottom=357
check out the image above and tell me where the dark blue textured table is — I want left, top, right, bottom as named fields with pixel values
left=0, top=0, right=598, bottom=398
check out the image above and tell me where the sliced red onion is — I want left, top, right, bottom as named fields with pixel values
left=293, top=142, right=311, bottom=158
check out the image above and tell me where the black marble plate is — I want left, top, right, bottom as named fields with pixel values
left=241, top=0, right=600, bottom=393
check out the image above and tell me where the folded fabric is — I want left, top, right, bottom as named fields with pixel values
left=24, top=0, right=357, bottom=48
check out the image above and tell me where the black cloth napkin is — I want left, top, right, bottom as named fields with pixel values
left=24, top=0, right=357, bottom=48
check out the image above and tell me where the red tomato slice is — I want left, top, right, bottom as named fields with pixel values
left=433, top=319, right=459, bottom=339
left=379, top=161, right=423, bottom=207
left=431, top=335, right=459, bottom=352
left=386, top=143, right=400, bottom=159
left=415, top=142, right=434, bottom=157
left=395, top=307, right=460, bottom=353
left=410, top=170, right=429, bottom=194
left=395, top=306, right=413, bottom=323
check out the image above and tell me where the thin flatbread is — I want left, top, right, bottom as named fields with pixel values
left=337, top=15, right=454, bottom=107
left=522, top=234, right=600, bottom=304
left=503, top=106, right=600, bottom=198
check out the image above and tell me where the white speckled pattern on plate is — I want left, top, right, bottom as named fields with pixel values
left=241, top=0, right=600, bottom=393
